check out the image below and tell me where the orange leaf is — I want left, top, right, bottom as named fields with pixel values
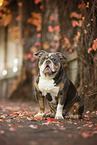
left=50, top=14, right=55, bottom=21
left=92, top=40, right=97, bottom=51
left=70, top=12, right=82, bottom=19
left=18, top=2, right=23, bottom=7
left=84, top=29, right=87, bottom=34
left=86, top=2, right=89, bottom=8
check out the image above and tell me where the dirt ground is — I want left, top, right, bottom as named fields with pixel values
left=0, top=99, right=97, bottom=145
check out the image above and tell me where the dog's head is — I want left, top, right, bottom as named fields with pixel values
left=34, top=50, right=67, bottom=78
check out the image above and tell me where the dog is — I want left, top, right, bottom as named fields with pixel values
left=34, top=50, right=84, bottom=119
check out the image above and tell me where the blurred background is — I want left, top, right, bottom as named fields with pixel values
left=0, top=0, right=97, bottom=111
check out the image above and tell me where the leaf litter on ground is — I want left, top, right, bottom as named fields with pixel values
left=0, top=101, right=97, bottom=139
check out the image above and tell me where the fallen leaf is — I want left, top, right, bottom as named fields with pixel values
left=5, top=119, right=11, bottom=123
left=67, top=134, right=73, bottom=138
left=6, top=113, right=11, bottom=116
left=42, top=121, right=51, bottom=125
left=81, top=131, right=94, bottom=138
left=9, top=127, right=16, bottom=131
left=0, top=115, right=6, bottom=119
left=11, top=123, right=15, bottom=126
left=94, top=127, right=97, bottom=130
left=0, top=119, right=3, bottom=122
left=0, top=130, right=5, bottom=134
left=46, top=117, right=56, bottom=122
left=18, top=125, right=23, bottom=128
left=29, top=125, right=38, bottom=129
left=59, top=126, right=66, bottom=130
left=77, top=127, right=81, bottom=130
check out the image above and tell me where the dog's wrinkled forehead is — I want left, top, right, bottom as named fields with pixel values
left=34, top=50, right=67, bottom=65
left=40, top=52, right=60, bottom=65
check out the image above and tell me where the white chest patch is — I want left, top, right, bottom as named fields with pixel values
left=38, top=76, right=59, bottom=103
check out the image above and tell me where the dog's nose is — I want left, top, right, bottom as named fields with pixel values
left=46, top=60, right=51, bottom=65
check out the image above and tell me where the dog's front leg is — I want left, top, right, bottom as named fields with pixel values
left=34, top=95, right=45, bottom=118
left=55, top=91, right=67, bottom=119
left=55, top=104, right=64, bottom=119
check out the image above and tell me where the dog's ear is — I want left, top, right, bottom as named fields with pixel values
left=34, top=50, right=46, bottom=58
left=56, top=52, right=67, bottom=60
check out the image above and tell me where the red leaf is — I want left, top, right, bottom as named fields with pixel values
left=35, top=116, right=42, bottom=120
left=6, top=113, right=10, bottom=116
left=54, top=25, right=60, bottom=32
left=46, top=117, right=56, bottom=122
left=34, top=0, right=42, bottom=4
left=27, top=54, right=32, bottom=59
left=0, top=119, right=3, bottom=122
left=71, top=20, right=79, bottom=27
left=88, top=48, right=92, bottom=53
left=48, top=26, right=54, bottom=32
left=37, top=33, right=41, bottom=38
left=94, top=127, right=97, bottom=130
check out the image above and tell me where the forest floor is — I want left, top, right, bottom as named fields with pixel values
left=0, top=99, right=97, bottom=145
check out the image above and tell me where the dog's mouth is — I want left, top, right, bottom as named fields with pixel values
left=44, top=65, right=56, bottom=74
left=44, top=65, right=51, bottom=73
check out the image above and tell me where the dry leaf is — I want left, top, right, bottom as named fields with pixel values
left=9, top=127, right=16, bottom=131
left=29, top=125, right=38, bottom=129
left=0, top=130, right=5, bottom=134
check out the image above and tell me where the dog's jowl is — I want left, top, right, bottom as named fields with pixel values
left=34, top=50, right=84, bottom=119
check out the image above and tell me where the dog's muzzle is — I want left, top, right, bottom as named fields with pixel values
left=43, top=59, right=56, bottom=74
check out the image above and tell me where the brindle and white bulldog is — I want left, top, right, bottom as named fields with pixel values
left=34, top=50, right=84, bottom=119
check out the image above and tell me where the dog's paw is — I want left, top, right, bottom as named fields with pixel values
left=55, top=114, right=64, bottom=119
left=34, top=112, right=45, bottom=119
